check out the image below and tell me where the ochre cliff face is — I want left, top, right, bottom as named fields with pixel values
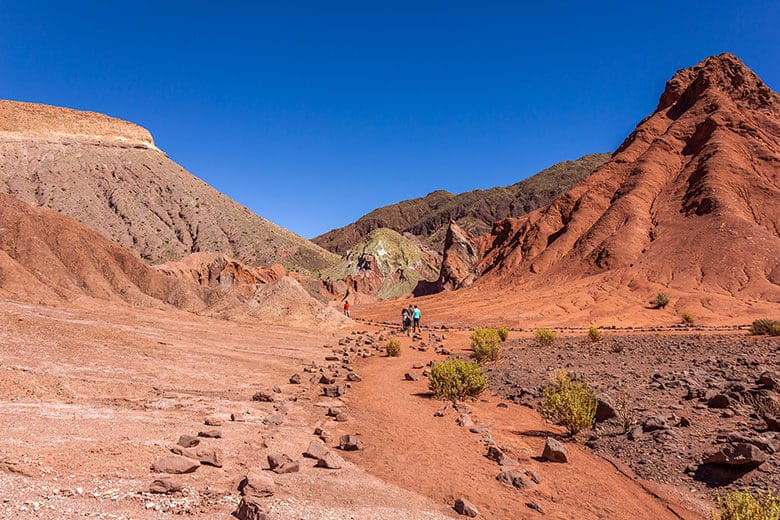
left=473, top=53, right=780, bottom=302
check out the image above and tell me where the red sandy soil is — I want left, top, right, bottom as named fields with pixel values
left=339, top=330, right=711, bottom=520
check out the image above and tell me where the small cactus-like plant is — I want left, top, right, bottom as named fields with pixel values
left=497, top=326, right=510, bottom=341
left=386, top=338, right=401, bottom=357
left=534, top=328, right=557, bottom=347
left=587, top=326, right=603, bottom=343
left=428, top=358, right=487, bottom=401
left=471, top=327, right=502, bottom=362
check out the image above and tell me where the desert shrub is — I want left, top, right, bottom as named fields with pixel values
left=682, top=311, right=693, bottom=325
left=540, top=370, right=597, bottom=436
left=712, top=489, right=780, bottom=520
left=654, top=292, right=670, bottom=309
left=609, top=341, right=625, bottom=354
left=386, top=338, right=401, bottom=357
left=588, top=326, right=603, bottom=343
left=772, top=324, right=780, bottom=336
left=428, top=358, right=487, bottom=401
left=751, top=319, right=780, bottom=336
left=534, top=328, right=557, bottom=347
left=471, top=328, right=502, bottom=362
left=497, top=326, right=510, bottom=342
left=615, top=384, right=635, bottom=433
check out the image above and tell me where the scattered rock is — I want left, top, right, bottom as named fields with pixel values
left=289, top=374, right=301, bottom=384
left=197, top=429, right=222, bottom=439
left=204, top=416, right=222, bottom=427
left=303, top=440, right=330, bottom=460
left=177, top=435, right=200, bottom=448
left=238, top=470, right=275, bottom=497
left=263, top=415, right=284, bottom=426
left=707, top=394, right=730, bottom=409
left=151, top=455, right=200, bottom=474
left=642, top=416, right=669, bottom=432
left=252, top=390, right=275, bottom=402
left=595, top=396, right=617, bottom=422
left=541, top=437, right=568, bottom=463
left=315, top=451, right=344, bottom=469
left=267, top=454, right=300, bottom=474
left=497, top=468, right=541, bottom=489
left=322, top=385, right=345, bottom=397
left=704, top=442, right=767, bottom=467
left=404, top=372, right=419, bottom=381
left=526, top=501, right=545, bottom=514
left=338, top=434, right=364, bottom=451
left=757, top=371, right=777, bottom=390
left=233, top=496, right=270, bottom=520
left=454, top=497, right=479, bottom=517
left=149, top=478, right=183, bottom=494
left=170, top=446, right=223, bottom=467
left=346, top=373, right=362, bottom=382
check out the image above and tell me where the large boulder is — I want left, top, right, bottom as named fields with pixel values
left=150, top=455, right=200, bottom=474
left=238, top=471, right=275, bottom=498
left=704, top=443, right=767, bottom=467
left=541, top=437, right=568, bottom=463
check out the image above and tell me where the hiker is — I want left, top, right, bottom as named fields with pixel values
left=407, top=305, right=415, bottom=336
left=413, top=304, right=421, bottom=332
left=343, top=301, right=350, bottom=317
left=401, top=307, right=410, bottom=335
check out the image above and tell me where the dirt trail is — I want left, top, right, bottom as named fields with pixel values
left=341, top=330, right=710, bottom=520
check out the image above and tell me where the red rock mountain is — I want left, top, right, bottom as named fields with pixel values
left=380, top=53, right=780, bottom=326
left=0, top=100, right=338, bottom=272
left=313, top=153, right=609, bottom=253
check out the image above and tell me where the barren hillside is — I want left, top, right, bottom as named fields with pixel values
left=0, top=100, right=338, bottom=272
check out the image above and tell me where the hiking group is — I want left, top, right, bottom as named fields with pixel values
left=401, top=304, right=421, bottom=336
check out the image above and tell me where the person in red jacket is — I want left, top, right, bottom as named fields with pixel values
left=343, top=301, right=350, bottom=317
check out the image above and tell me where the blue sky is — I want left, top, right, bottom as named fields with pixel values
left=1, top=1, right=778, bottom=238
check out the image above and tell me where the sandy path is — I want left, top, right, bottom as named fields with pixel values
left=341, top=330, right=710, bottom=520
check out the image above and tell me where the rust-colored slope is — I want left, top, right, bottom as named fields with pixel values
left=0, top=192, right=205, bottom=309
left=358, top=54, right=780, bottom=326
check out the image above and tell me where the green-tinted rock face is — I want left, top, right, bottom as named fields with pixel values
left=323, top=228, right=439, bottom=299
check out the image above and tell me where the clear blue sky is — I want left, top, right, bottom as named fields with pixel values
left=1, top=1, right=778, bottom=238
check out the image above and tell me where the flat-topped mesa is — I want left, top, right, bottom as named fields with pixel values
left=0, top=100, right=157, bottom=149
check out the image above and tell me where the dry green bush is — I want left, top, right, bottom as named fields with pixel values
left=428, top=358, right=487, bottom=401
left=588, top=326, right=603, bottom=343
left=751, top=318, right=780, bottom=336
left=497, top=326, right=510, bottom=341
left=534, top=328, right=557, bottom=347
left=471, top=327, right=502, bottom=362
left=386, top=338, right=401, bottom=357
left=540, top=370, right=597, bottom=436
left=712, top=489, right=780, bottom=520
left=682, top=311, right=693, bottom=325
left=654, top=292, right=670, bottom=309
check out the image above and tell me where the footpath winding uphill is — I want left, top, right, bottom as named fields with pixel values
left=339, top=329, right=709, bottom=520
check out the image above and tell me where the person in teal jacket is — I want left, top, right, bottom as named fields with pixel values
left=412, top=305, right=421, bottom=332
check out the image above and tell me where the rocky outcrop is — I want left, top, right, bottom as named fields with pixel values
left=323, top=228, right=440, bottom=299
left=0, top=100, right=337, bottom=272
left=435, top=221, right=480, bottom=291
